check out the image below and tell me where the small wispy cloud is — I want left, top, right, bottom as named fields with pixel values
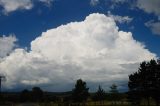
left=0, top=0, right=54, bottom=14
left=107, top=11, right=133, bottom=23
left=145, top=20, right=160, bottom=36
left=90, top=0, right=99, bottom=6
left=137, top=0, right=160, bottom=17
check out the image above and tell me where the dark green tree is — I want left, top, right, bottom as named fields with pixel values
left=110, top=84, right=118, bottom=94
left=128, top=59, right=160, bottom=106
left=72, top=79, right=89, bottom=103
left=109, top=84, right=120, bottom=105
left=93, top=85, right=106, bottom=105
left=150, top=60, right=160, bottom=106
left=31, top=87, right=44, bottom=102
left=128, top=71, right=141, bottom=105
left=20, top=89, right=31, bottom=102
left=128, top=61, right=147, bottom=105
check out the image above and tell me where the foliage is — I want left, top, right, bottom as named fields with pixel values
left=32, top=87, right=44, bottom=102
left=93, top=85, right=106, bottom=102
left=72, top=79, right=89, bottom=102
left=20, top=89, right=31, bottom=102
left=108, top=84, right=120, bottom=102
left=20, top=87, right=44, bottom=102
left=128, top=59, right=160, bottom=105
left=110, top=84, right=118, bottom=94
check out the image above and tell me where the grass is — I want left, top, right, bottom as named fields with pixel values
left=38, top=101, right=130, bottom=106
left=1, top=100, right=158, bottom=106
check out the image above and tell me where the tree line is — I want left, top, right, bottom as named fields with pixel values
left=0, top=80, right=123, bottom=105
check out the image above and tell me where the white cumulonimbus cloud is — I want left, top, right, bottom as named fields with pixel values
left=0, top=13, right=156, bottom=91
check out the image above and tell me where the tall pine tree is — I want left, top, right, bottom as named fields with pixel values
left=72, top=79, right=89, bottom=103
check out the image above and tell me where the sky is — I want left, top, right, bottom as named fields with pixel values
left=0, top=0, right=160, bottom=92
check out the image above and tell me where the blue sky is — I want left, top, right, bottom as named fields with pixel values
left=0, top=0, right=160, bottom=91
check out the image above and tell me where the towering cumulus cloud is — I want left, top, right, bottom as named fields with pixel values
left=0, top=13, right=156, bottom=91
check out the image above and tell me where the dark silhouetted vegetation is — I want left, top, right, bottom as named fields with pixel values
left=20, top=87, right=44, bottom=102
left=72, top=79, right=89, bottom=104
left=107, top=84, right=121, bottom=105
left=92, top=85, right=106, bottom=105
left=128, top=59, right=160, bottom=106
